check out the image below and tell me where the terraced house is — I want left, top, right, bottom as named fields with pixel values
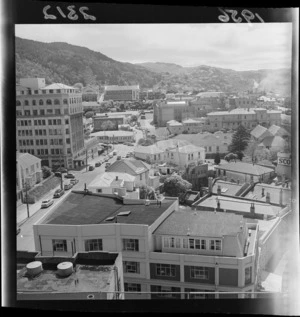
left=16, top=78, right=85, bottom=169
left=32, top=191, right=259, bottom=299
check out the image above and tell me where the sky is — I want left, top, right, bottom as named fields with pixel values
left=15, top=23, right=293, bottom=71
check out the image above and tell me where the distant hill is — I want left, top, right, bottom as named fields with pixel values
left=15, top=37, right=162, bottom=88
left=15, top=37, right=291, bottom=96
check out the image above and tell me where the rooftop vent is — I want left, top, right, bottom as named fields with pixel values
left=105, top=216, right=115, bottom=221
left=117, top=211, right=131, bottom=216
left=57, top=262, right=73, bottom=277
left=26, top=261, right=43, bottom=277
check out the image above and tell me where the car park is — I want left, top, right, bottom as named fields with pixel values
left=53, top=189, right=65, bottom=198
left=41, top=199, right=54, bottom=208
left=64, top=183, right=73, bottom=190
left=89, top=165, right=95, bottom=171
left=64, top=173, right=75, bottom=179
left=70, top=178, right=79, bottom=185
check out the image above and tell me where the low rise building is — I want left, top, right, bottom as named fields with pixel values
left=32, top=192, right=259, bottom=299
left=16, top=151, right=43, bottom=202
left=134, top=140, right=205, bottom=169
left=182, top=118, right=204, bottom=134
left=106, top=158, right=150, bottom=187
left=91, top=130, right=135, bottom=144
left=93, top=115, right=125, bottom=132
left=104, top=85, right=140, bottom=101
left=258, top=136, right=289, bottom=153
left=88, top=172, right=139, bottom=199
left=166, top=120, right=184, bottom=135
left=215, top=162, right=275, bottom=184
left=17, top=250, right=124, bottom=300
left=206, top=108, right=281, bottom=132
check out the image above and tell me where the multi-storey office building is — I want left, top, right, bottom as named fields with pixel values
left=16, top=78, right=85, bottom=169
left=33, top=191, right=259, bottom=299
left=206, top=108, right=281, bottom=132
left=104, top=85, right=140, bottom=101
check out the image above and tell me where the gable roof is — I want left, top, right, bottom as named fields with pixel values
left=250, top=125, right=269, bottom=139
left=106, top=159, right=149, bottom=175
left=44, top=83, right=77, bottom=90
left=88, top=172, right=135, bottom=188
left=17, top=152, right=41, bottom=168
left=134, top=145, right=164, bottom=155
left=259, top=136, right=286, bottom=148
left=268, top=125, right=290, bottom=137
left=215, top=162, right=274, bottom=176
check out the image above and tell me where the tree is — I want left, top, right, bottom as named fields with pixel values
left=162, top=175, right=192, bottom=197
left=228, top=124, right=251, bottom=153
left=214, top=152, right=221, bottom=165
left=42, top=166, right=51, bottom=179
left=137, top=138, right=155, bottom=146
left=85, top=111, right=94, bottom=119
left=236, top=151, right=244, bottom=161
left=139, top=185, right=155, bottom=200
left=224, top=153, right=238, bottom=162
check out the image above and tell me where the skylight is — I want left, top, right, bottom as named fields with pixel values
left=117, top=211, right=131, bottom=216
left=221, top=188, right=228, bottom=193
left=105, top=217, right=115, bottom=221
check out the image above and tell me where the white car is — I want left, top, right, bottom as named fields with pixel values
left=41, top=199, right=54, bottom=208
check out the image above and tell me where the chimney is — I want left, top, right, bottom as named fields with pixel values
left=250, top=203, right=255, bottom=215
left=240, top=220, right=244, bottom=231
left=217, top=185, right=221, bottom=195
left=279, top=188, right=283, bottom=206
left=217, top=198, right=220, bottom=210
left=266, top=192, right=270, bottom=204
left=116, top=176, right=118, bottom=181
left=261, top=187, right=265, bottom=197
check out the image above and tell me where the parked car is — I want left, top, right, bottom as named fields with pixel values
left=95, top=162, right=101, bottom=167
left=113, top=151, right=117, bottom=155
left=64, top=173, right=75, bottom=179
left=125, top=153, right=130, bottom=158
left=117, top=155, right=121, bottom=160
left=70, top=178, right=79, bottom=185
left=89, top=165, right=95, bottom=171
left=53, top=189, right=65, bottom=198
left=55, top=172, right=62, bottom=178
left=104, top=157, right=109, bottom=162
left=41, top=199, right=54, bottom=208
left=56, top=167, right=68, bottom=173
left=64, top=183, right=73, bottom=190
left=108, top=153, right=113, bottom=158
left=16, top=226, right=21, bottom=235
left=105, top=162, right=111, bottom=169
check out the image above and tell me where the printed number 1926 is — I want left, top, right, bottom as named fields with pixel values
left=218, top=8, right=264, bottom=23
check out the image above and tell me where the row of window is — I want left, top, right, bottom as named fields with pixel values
left=16, top=97, right=81, bottom=107
left=17, top=129, right=70, bottom=137
left=163, top=237, right=222, bottom=251
left=18, top=89, right=76, bottom=95
left=17, top=118, right=69, bottom=126
left=17, top=109, right=63, bottom=116
left=18, top=148, right=67, bottom=156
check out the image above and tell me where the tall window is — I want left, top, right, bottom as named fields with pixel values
left=123, top=239, right=139, bottom=251
left=156, top=263, right=176, bottom=277
left=63, top=99, right=68, bottom=105
left=54, top=99, right=60, bottom=105
left=39, top=99, right=44, bottom=105
left=16, top=100, right=21, bottom=106
left=209, top=239, right=222, bottom=251
left=85, top=239, right=103, bottom=251
left=46, top=99, right=52, bottom=105
left=123, top=261, right=140, bottom=274
left=190, top=266, right=209, bottom=280
left=52, top=239, right=67, bottom=252
left=24, top=100, right=29, bottom=106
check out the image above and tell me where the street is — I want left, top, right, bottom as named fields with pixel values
left=16, top=142, right=138, bottom=252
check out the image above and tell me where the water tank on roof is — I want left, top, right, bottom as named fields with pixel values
left=26, top=261, right=43, bottom=277
left=57, top=262, right=73, bottom=277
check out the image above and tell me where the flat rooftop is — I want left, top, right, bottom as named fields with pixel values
left=153, top=209, right=244, bottom=237
left=212, top=180, right=245, bottom=196
left=42, top=191, right=175, bottom=226
left=196, top=195, right=282, bottom=217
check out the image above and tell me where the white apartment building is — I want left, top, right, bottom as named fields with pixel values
left=16, top=78, right=85, bottom=169
left=33, top=192, right=259, bottom=299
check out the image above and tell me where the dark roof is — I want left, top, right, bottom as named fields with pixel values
left=153, top=209, right=244, bottom=237
left=43, top=191, right=175, bottom=226
left=106, top=159, right=149, bottom=175
left=215, top=162, right=274, bottom=176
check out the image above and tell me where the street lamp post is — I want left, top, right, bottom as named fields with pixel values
left=23, top=180, right=30, bottom=218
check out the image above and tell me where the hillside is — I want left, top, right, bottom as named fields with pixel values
left=15, top=37, right=291, bottom=96
left=15, top=37, right=162, bottom=88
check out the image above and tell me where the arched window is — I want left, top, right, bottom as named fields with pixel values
left=63, top=99, right=68, bottom=105
left=24, top=100, right=29, bottom=106
left=46, top=99, right=52, bottom=105
left=32, top=100, right=36, bottom=105
left=54, top=99, right=60, bottom=105
left=39, top=99, right=44, bottom=105
left=16, top=100, right=21, bottom=106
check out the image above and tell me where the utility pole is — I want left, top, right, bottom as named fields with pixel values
left=86, top=149, right=88, bottom=172
left=23, top=180, right=30, bottom=218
